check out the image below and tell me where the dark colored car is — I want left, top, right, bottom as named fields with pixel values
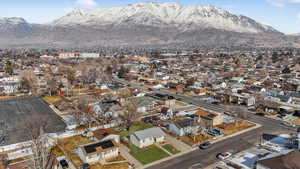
left=199, top=141, right=211, bottom=149
left=59, top=159, right=69, bottom=168
left=82, top=163, right=91, bottom=169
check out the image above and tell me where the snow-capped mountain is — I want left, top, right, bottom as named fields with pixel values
left=52, top=2, right=279, bottom=34
left=0, top=17, right=27, bottom=25
left=0, top=17, right=34, bottom=37
left=2, top=2, right=299, bottom=48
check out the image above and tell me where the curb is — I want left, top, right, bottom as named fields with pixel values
left=138, top=123, right=261, bottom=169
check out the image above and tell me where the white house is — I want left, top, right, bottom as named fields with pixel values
left=169, top=118, right=198, bottom=136
left=130, top=127, right=166, bottom=148
left=78, top=140, right=119, bottom=164
left=0, top=77, right=20, bottom=94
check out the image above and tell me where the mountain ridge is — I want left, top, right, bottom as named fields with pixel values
left=51, top=2, right=281, bottom=34
left=1, top=2, right=299, bottom=49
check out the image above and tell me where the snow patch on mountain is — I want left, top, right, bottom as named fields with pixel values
left=52, top=2, right=279, bottom=34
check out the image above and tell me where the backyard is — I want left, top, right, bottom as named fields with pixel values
left=117, top=122, right=153, bottom=136
left=43, top=95, right=63, bottom=104
left=128, top=142, right=169, bottom=165
left=55, top=135, right=94, bottom=168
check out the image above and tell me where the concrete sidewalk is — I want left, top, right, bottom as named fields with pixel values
left=119, top=144, right=143, bottom=168
left=165, top=133, right=192, bottom=152
left=139, top=123, right=262, bottom=169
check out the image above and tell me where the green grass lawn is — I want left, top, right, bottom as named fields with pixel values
left=162, top=144, right=181, bottom=154
left=129, top=142, right=169, bottom=165
left=119, top=122, right=153, bottom=136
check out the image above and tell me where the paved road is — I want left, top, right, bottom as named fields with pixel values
left=146, top=114, right=295, bottom=169
left=115, top=79, right=296, bottom=169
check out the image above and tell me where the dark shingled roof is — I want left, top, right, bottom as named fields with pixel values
left=83, top=140, right=115, bottom=154
left=0, top=96, right=66, bottom=146
left=257, top=150, right=300, bottom=169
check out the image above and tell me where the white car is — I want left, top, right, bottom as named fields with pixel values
left=217, top=152, right=232, bottom=160
left=281, top=121, right=296, bottom=128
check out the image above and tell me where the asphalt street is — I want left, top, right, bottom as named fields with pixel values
left=115, top=79, right=296, bottom=169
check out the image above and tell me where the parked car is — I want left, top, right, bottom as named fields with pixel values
left=247, top=106, right=256, bottom=111
left=224, top=112, right=238, bottom=117
left=59, top=159, right=69, bottom=168
left=199, top=141, right=211, bottom=149
left=255, top=112, right=265, bottom=116
left=208, top=128, right=224, bottom=136
left=281, top=121, right=296, bottom=127
left=217, top=152, right=232, bottom=160
left=82, top=163, right=91, bottom=169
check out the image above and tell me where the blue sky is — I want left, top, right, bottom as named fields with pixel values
left=1, top=0, right=300, bottom=34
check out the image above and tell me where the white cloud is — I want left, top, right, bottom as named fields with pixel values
left=74, top=0, right=99, bottom=9
left=266, top=0, right=300, bottom=7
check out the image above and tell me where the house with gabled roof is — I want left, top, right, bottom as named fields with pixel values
left=169, top=118, right=199, bottom=136
left=130, top=127, right=166, bottom=148
left=77, top=140, right=119, bottom=164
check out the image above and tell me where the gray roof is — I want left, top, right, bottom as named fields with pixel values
left=132, top=127, right=165, bottom=141
left=131, top=96, right=157, bottom=107
left=0, top=97, right=66, bottom=146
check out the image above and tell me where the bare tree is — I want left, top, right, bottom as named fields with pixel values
left=0, top=154, right=8, bottom=169
left=46, top=75, right=57, bottom=96
left=117, top=88, right=132, bottom=99
left=0, top=121, right=8, bottom=146
left=232, top=107, right=249, bottom=120
left=21, top=115, right=52, bottom=169
left=59, top=66, right=76, bottom=85
left=121, top=100, right=141, bottom=130
left=77, top=98, right=95, bottom=129
left=19, top=70, right=38, bottom=94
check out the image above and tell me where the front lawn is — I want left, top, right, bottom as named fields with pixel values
left=118, top=122, right=153, bottom=136
left=179, top=134, right=213, bottom=145
left=91, top=162, right=129, bottom=169
left=291, top=118, right=300, bottom=125
left=215, top=120, right=255, bottom=136
left=162, top=144, right=180, bottom=154
left=128, top=142, right=169, bottom=165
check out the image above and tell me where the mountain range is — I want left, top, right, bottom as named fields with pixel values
left=0, top=2, right=299, bottom=49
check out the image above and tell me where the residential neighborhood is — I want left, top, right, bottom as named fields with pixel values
left=0, top=49, right=300, bottom=169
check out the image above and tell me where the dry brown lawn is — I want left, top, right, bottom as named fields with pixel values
left=106, top=155, right=126, bottom=162
left=256, top=109, right=277, bottom=116
left=56, top=135, right=93, bottom=168
left=43, top=95, right=63, bottom=104
left=215, top=120, right=255, bottom=136
left=91, top=162, right=129, bottom=169
left=179, top=134, right=213, bottom=145
left=291, top=118, right=300, bottom=125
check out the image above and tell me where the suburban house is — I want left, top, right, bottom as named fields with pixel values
left=93, top=129, right=120, bottom=144
left=130, top=127, right=166, bottom=148
left=228, top=93, right=256, bottom=107
left=255, top=150, right=300, bottom=169
left=0, top=77, right=20, bottom=94
left=169, top=118, right=199, bottom=136
left=130, top=96, right=160, bottom=113
left=78, top=140, right=119, bottom=164
left=93, top=100, right=122, bottom=118
left=196, top=109, right=224, bottom=128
